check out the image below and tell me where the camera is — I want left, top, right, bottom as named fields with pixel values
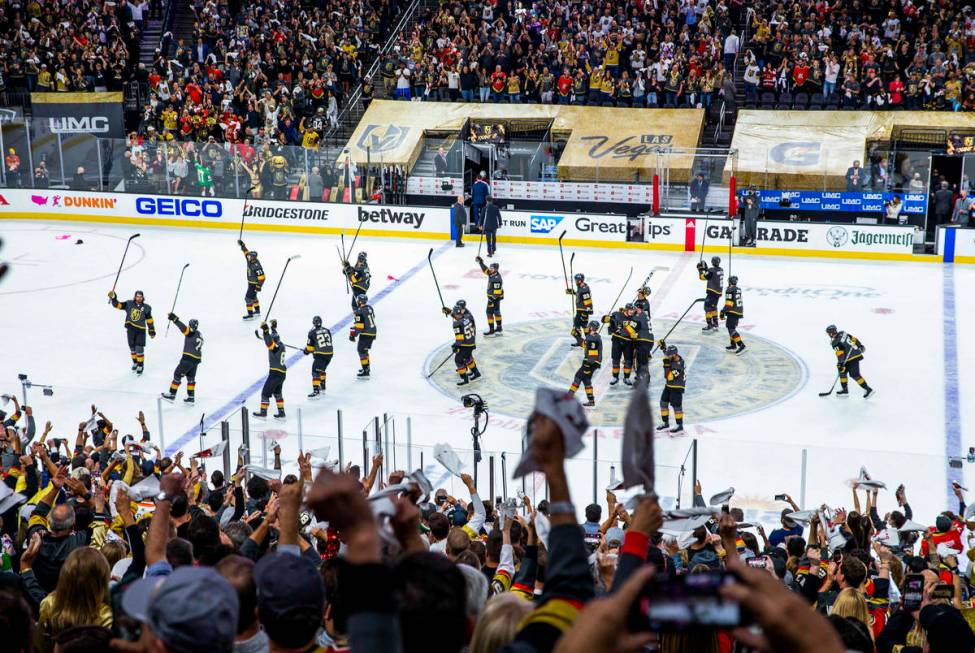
left=18, top=373, right=27, bottom=381
left=461, top=393, right=486, bottom=413
left=628, top=570, right=750, bottom=632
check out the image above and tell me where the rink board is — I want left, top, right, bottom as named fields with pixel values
left=0, top=188, right=936, bottom=262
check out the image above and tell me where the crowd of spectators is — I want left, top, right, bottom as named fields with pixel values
left=739, top=1, right=975, bottom=110
left=2, top=393, right=975, bottom=653
left=0, top=0, right=148, bottom=96
left=377, top=0, right=741, bottom=109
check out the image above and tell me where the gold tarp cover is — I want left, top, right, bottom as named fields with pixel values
left=733, top=110, right=975, bottom=189
left=344, top=100, right=704, bottom=182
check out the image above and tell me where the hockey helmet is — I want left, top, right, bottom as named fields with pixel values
left=455, top=299, right=467, bottom=310
left=711, top=256, right=721, bottom=266
left=624, top=302, right=634, bottom=311
left=356, top=294, right=368, bottom=305
left=587, top=320, right=600, bottom=331
left=248, top=250, right=258, bottom=258
left=269, top=319, right=278, bottom=331
left=574, top=273, right=585, bottom=283
left=313, top=315, right=322, bottom=327
left=188, top=319, right=199, bottom=331
left=728, top=275, right=738, bottom=286
left=489, top=262, right=500, bottom=271
left=825, top=324, right=838, bottom=336
left=638, top=286, right=650, bottom=295
left=357, top=251, right=367, bottom=262
left=666, top=345, right=678, bottom=356
left=451, top=304, right=464, bottom=318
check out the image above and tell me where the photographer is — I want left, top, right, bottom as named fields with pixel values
left=739, top=188, right=760, bottom=246
left=884, top=195, right=904, bottom=225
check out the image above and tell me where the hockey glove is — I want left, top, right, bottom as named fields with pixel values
left=349, top=328, right=357, bottom=341
left=168, top=312, right=177, bottom=321
left=442, top=307, right=451, bottom=317
left=475, top=256, right=483, bottom=264
left=565, top=288, right=575, bottom=295
left=719, top=310, right=726, bottom=320
left=148, top=329, right=156, bottom=339
left=836, top=364, right=846, bottom=374
left=238, top=239, right=246, bottom=251
left=108, top=290, right=116, bottom=299
left=260, top=322, right=270, bottom=332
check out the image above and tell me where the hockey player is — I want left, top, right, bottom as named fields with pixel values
left=656, top=343, right=686, bottom=434
left=696, top=255, right=724, bottom=333
left=343, top=252, right=371, bottom=311
left=451, top=302, right=481, bottom=386
left=826, top=325, right=873, bottom=398
left=108, top=289, right=155, bottom=374
left=255, top=320, right=287, bottom=419
left=567, top=273, right=593, bottom=346
left=350, top=294, right=377, bottom=378
left=568, top=321, right=602, bottom=406
left=632, top=301, right=654, bottom=382
left=634, top=286, right=651, bottom=315
left=161, top=314, right=202, bottom=403
left=720, top=275, right=746, bottom=354
left=238, top=240, right=265, bottom=320
left=304, top=315, right=333, bottom=398
left=476, top=256, right=504, bottom=335
left=602, top=303, right=633, bottom=385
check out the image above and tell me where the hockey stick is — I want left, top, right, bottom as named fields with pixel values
left=637, top=266, right=670, bottom=295
left=253, top=255, right=301, bottom=338
left=568, top=251, right=577, bottom=314
left=596, top=266, right=633, bottom=334
left=110, top=233, right=141, bottom=293
left=165, top=263, right=190, bottom=337
left=238, top=186, right=256, bottom=241
left=698, top=216, right=709, bottom=262
left=477, top=227, right=485, bottom=258
left=336, top=245, right=351, bottom=295
left=819, top=347, right=853, bottom=397
left=427, top=247, right=448, bottom=313
left=426, top=350, right=455, bottom=379
left=340, top=232, right=351, bottom=295
left=348, top=213, right=365, bottom=256
left=650, top=297, right=706, bottom=356
left=557, top=230, right=569, bottom=291
left=728, top=224, right=735, bottom=279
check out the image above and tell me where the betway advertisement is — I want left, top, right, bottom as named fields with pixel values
left=0, top=189, right=450, bottom=236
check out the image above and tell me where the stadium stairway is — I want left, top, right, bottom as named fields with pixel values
left=324, top=0, right=435, bottom=148
left=140, top=0, right=194, bottom=65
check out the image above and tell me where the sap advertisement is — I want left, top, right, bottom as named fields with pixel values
left=741, top=190, right=928, bottom=215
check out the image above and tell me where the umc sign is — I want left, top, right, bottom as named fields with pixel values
left=48, top=117, right=111, bottom=134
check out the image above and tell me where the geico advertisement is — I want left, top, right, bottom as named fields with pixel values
left=0, top=189, right=450, bottom=234
left=501, top=211, right=630, bottom=242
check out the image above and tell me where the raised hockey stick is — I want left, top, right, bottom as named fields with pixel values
left=819, top=347, right=854, bottom=397
left=347, top=213, right=365, bottom=255
left=426, top=350, right=455, bottom=379
left=111, top=233, right=141, bottom=293
left=238, top=186, right=256, bottom=241
left=336, top=245, right=351, bottom=295
left=557, top=230, right=569, bottom=291
left=698, top=216, right=710, bottom=262
left=637, top=266, right=670, bottom=295
left=477, top=227, right=485, bottom=258
left=596, top=266, right=633, bottom=334
left=165, top=263, right=190, bottom=337
left=340, top=231, right=351, bottom=295
left=568, top=251, right=577, bottom=314
left=650, top=297, right=706, bottom=356
left=427, top=247, right=448, bottom=313
left=253, top=255, right=301, bottom=338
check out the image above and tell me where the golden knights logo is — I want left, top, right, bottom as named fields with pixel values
left=129, top=307, right=143, bottom=322
left=356, top=124, right=411, bottom=153
left=426, top=319, right=804, bottom=427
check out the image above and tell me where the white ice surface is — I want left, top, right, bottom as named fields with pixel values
left=1, top=220, right=972, bottom=525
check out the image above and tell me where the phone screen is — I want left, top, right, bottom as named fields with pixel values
left=903, top=574, right=924, bottom=611
left=747, top=557, right=766, bottom=569
left=631, top=571, right=748, bottom=631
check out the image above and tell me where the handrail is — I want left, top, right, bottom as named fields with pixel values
left=324, top=0, right=425, bottom=143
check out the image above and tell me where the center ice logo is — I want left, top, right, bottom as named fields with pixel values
left=425, top=318, right=804, bottom=427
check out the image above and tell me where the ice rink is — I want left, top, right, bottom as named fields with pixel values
left=1, top=219, right=972, bottom=524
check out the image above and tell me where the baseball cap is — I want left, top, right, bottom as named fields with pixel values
left=919, top=604, right=975, bottom=652
left=253, top=553, right=325, bottom=620
left=605, top=527, right=625, bottom=548
left=122, top=567, right=238, bottom=653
